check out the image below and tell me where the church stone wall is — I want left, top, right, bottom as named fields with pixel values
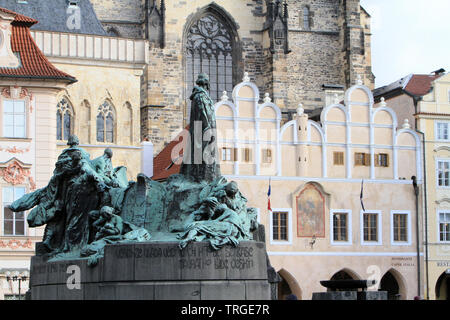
left=90, top=0, right=373, bottom=155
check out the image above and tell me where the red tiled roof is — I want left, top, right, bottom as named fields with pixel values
left=152, top=127, right=188, bottom=181
left=0, top=7, right=37, bottom=25
left=404, top=74, right=441, bottom=96
left=0, top=7, right=76, bottom=83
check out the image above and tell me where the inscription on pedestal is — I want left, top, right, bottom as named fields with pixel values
left=29, top=241, right=271, bottom=300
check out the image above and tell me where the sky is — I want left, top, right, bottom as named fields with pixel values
left=360, top=0, right=450, bottom=88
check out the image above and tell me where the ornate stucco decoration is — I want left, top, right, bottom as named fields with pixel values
left=1, top=86, right=33, bottom=112
left=0, top=238, right=33, bottom=250
left=435, top=198, right=450, bottom=206
left=0, top=146, right=30, bottom=154
left=0, top=158, right=36, bottom=191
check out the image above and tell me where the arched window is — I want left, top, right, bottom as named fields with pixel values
left=185, top=12, right=235, bottom=109
left=56, top=98, right=74, bottom=141
left=302, top=6, right=310, bottom=30
left=96, top=101, right=115, bottom=143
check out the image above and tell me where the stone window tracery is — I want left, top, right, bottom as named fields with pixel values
left=56, top=98, right=74, bottom=141
left=96, top=101, right=115, bottom=143
left=185, top=13, right=235, bottom=109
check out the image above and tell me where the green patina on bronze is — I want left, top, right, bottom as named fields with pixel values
left=9, top=74, right=258, bottom=266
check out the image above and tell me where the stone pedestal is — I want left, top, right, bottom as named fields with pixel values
left=29, top=241, right=271, bottom=300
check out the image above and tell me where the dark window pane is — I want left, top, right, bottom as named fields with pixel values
left=97, top=113, right=104, bottom=142
left=106, top=114, right=114, bottom=143
left=15, top=219, right=24, bottom=236
left=4, top=220, right=13, bottom=235
left=4, top=206, right=14, bottom=220
left=64, top=112, right=72, bottom=141
left=56, top=111, right=62, bottom=140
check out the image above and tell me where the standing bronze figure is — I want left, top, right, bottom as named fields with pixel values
left=180, top=73, right=221, bottom=182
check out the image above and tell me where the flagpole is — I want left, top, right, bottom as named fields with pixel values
left=360, top=179, right=365, bottom=212
left=267, top=177, right=272, bottom=213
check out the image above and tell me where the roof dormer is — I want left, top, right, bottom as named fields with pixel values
left=0, top=9, right=20, bottom=68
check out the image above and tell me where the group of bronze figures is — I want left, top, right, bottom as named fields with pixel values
left=9, top=74, right=258, bottom=266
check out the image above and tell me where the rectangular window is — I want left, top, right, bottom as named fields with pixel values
left=262, top=148, right=273, bottom=163
left=221, top=148, right=231, bottom=161
left=3, top=187, right=26, bottom=236
left=437, top=160, right=450, bottom=187
left=439, top=212, right=450, bottom=242
left=333, top=152, right=344, bottom=165
left=3, top=99, right=26, bottom=138
left=272, top=211, right=288, bottom=241
left=355, top=152, right=370, bottom=166
left=242, top=148, right=252, bottom=163
left=375, top=153, right=389, bottom=167
left=363, top=212, right=379, bottom=242
left=437, top=122, right=449, bottom=141
left=333, top=212, right=348, bottom=242
left=393, top=213, right=408, bottom=242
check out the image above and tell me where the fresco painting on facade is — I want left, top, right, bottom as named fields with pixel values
left=296, top=183, right=325, bottom=238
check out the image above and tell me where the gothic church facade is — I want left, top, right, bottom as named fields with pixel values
left=90, top=0, right=374, bottom=154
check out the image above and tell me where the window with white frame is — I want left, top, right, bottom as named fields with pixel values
left=438, top=211, right=450, bottom=242
left=270, top=208, right=292, bottom=244
left=361, top=211, right=382, bottom=245
left=3, top=99, right=26, bottom=138
left=391, top=211, right=411, bottom=245
left=330, top=210, right=352, bottom=245
left=436, top=122, right=449, bottom=141
left=272, top=211, right=287, bottom=241
left=221, top=147, right=234, bottom=162
left=3, top=186, right=26, bottom=236
left=262, top=148, right=273, bottom=163
left=437, top=160, right=450, bottom=187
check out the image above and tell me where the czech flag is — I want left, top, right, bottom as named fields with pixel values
left=267, top=178, right=272, bottom=212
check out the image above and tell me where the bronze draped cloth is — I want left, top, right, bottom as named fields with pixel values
left=180, top=86, right=221, bottom=182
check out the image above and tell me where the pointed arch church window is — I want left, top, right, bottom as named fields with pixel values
left=185, top=13, right=235, bottom=114
left=96, top=101, right=115, bottom=143
left=56, top=98, right=74, bottom=141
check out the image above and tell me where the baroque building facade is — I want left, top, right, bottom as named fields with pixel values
left=374, top=70, right=450, bottom=300
left=417, top=73, right=450, bottom=301
left=0, top=7, right=76, bottom=299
